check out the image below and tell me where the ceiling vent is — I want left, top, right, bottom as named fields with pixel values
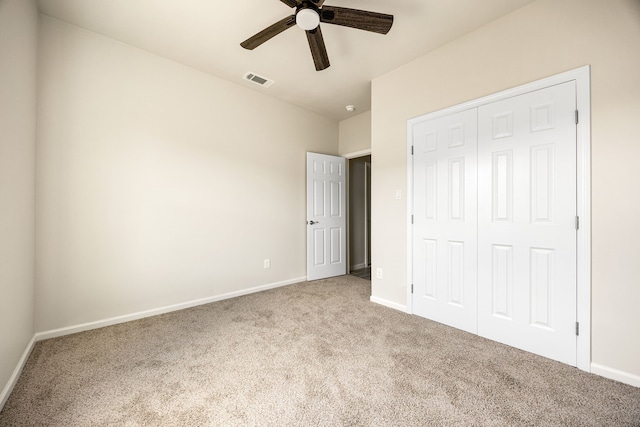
left=243, top=72, right=275, bottom=88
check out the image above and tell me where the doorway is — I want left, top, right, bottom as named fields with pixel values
left=348, top=155, right=371, bottom=280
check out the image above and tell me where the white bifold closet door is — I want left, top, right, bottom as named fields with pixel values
left=477, top=82, right=577, bottom=366
left=412, top=109, right=478, bottom=334
left=411, top=81, right=577, bottom=365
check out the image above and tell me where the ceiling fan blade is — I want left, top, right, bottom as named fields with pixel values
left=240, top=15, right=296, bottom=50
left=306, top=26, right=330, bottom=71
left=320, top=6, right=393, bottom=35
left=280, top=0, right=300, bottom=7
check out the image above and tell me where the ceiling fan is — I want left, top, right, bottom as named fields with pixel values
left=240, top=0, right=394, bottom=71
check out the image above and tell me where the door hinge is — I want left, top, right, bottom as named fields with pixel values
left=411, top=215, right=414, bottom=224
left=575, top=110, right=579, bottom=124
left=575, top=322, right=580, bottom=336
left=575, top=216, right=580, bottom=230
left=411, top=146, right=414, bottom=155
left=411, top=284, right=414, bottom=294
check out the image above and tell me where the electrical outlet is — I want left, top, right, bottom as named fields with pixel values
left=376, top=268, right=383, bottom=279
left=264, top=259, right=271, bottom=269
left=395, top=189, right=402, bottom=200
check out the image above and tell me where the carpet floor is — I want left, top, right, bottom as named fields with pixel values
left=1, top=276, right=639, bottom=426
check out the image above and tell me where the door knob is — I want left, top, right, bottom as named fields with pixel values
left=308, top=220, right=319, bottom=225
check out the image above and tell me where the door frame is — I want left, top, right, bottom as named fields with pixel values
left=364, top=160, right=371, bottom=267
left=405, top=66, right=591, bottom=372
left=344, top=149, right=372, bottom=274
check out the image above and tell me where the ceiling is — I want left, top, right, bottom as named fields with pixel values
left=37, top=0, right=536, bottom=121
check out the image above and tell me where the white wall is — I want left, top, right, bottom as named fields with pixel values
left=339, top=110, right=371, bottom=156
left=371, top=0, right=640, bottom=381
left=35, top=16, right=338, bottom=332
left=0, top=0, right=37, bottom=404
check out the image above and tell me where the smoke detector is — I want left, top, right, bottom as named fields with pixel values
left=243, top=72, right=275, bottom=88
left=346, top=105, right=356, bottom=112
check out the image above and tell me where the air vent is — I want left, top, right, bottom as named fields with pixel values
left=243, top=72, right=275, bottom=88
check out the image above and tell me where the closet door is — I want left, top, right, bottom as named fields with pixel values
left=477, top=82, right=577, bottom=365
left=412, top=109, right=478, bottom=334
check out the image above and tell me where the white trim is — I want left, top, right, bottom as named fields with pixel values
left=370, top=296, right=409, bottom=313
left=364, top=161, right=371, bottom=267
left=406, top=66, right=591, bottom=372
left=342, top=148, right=371, bottom=159
left=35, top=277, right=306, bottom=341
left=346, top=159, right=351, bottom=274
left=574, top=66, right=592, bottom=373
left=591, top=363, right=640, bottom=388
left=407, top=67, right=591, bottom=124
left=350, top=263, right=367, bottom=271
left=406, top=120, right=414, bottom=315
left=0, top=336, right=36, bottom=411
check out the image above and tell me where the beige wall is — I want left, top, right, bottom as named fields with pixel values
left=371, top=0, right=640, bottom=379
left=35, top=17, right=338, bottom=332
left=339, top=110, right=371, bottom=155
left=0, top=0, right=37, bottom=402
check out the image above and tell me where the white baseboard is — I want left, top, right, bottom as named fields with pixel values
left=35, top=276, right=306, bottom=341
left=370, top=295, right=409, bottom=313
left=591, top=363, right=640, bottom=388
left=0, top=336, right=36, bottom=411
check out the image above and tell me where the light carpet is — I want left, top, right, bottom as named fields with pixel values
left=1, top=276, right=639, bottom=426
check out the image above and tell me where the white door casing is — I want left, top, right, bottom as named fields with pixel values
left=412, top=109, right=478, bottom=334
left=306, top=152, right=346, bottom=281
left=365, top=161, right=371, bottom=267
left=477, top=81, right=577, bottom=366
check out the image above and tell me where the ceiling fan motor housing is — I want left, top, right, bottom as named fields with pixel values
left=296, top=8, right=320, bottom=30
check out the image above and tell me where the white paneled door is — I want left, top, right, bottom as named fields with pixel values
left=477, top=82, right=577, bottom=365
left=306, top=153, right=346, bottom=281
left=412, top=109, right=478, bottom=334
left=411, top=81, right=578, bottom=365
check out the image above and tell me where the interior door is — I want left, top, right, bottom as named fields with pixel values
left=477, top=82, right=577, bottom=365
left=412, top=109, right=478, bottom=334
left=306, top=152, right=346, bottom=281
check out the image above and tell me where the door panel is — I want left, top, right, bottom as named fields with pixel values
left=477, top=82, right=577, bottom=365
left=412, top=109, right=478, bottom=334
left=307, top=153, right=346, bottom=281
left=410, top=81, right=578, bottom=366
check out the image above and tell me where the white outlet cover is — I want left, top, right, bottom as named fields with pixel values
left=395, top=189, right=402, bottom=200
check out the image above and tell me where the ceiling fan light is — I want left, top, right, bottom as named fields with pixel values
left=296, top=9, right=320, bottom=31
